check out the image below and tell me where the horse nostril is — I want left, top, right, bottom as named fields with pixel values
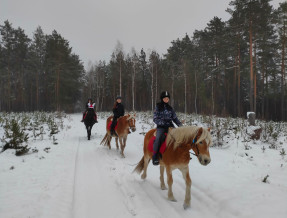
left=204, top=159, right=210, bottom=165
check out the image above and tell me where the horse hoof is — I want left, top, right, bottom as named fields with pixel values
left=183, top=203, right=191, bottom=210
left=161, top=185, right=167, bottom=190
left=168, top=196, right=177, bottom=202
left=141, top=174, right=146, bottom=180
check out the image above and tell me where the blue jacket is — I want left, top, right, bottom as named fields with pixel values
left=153, top=102, right=182, bottom=128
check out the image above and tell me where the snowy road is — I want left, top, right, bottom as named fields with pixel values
left=0, top=114, right=286, bottom=218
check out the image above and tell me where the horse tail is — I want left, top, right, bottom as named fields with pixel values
left=133, top=156, right=144, bottom=174
left=100, top=133, right=108, bottom=146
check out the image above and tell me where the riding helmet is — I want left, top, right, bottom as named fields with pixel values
left=116, top=96, right=122, bottom=100
left=160, top=91, right=170, bottom=99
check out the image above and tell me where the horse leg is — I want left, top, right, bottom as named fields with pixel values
left=115, top=137, right=119, bottom=150
left=88, top=130, right=91, bottom=140
left=141, top=156, right=151, bottom=179
left=166, top=166, right=176, bottom=201
left=119, top=137, right=125, bottom=158
left=160, top=165, right=167, bottom=190
left=122, top=135, right=127, bottom=157
left=107, top=134, right=112, bottom=149
left=180, top=166, right=192, bottom=209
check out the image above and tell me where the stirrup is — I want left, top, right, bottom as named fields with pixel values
left=110, top=130, right=118, bottom=137
left=152, top=154, right=160, bottom=165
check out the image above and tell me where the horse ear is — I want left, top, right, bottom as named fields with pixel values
left=208, top=127, right=211, bottom=132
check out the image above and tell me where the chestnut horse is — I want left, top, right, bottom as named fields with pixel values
left=133, top=126, right=212, bottom=209
left=100, top=114, right=136, bottom=157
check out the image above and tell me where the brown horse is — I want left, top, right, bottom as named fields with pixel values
left=133, top=126, right=212, bottom=209
left=100, top=114, right=136, bottom=157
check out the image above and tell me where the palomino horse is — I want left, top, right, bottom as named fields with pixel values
left=133, top=126, right=212, bottom=209
left=100, top=114, right=136, bottom=157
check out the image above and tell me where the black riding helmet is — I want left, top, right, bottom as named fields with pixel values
left=116, top=96, right=122, bottom=100
left=160, top=91, right=170, bottom=100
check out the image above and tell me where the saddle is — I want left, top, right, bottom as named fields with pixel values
left=83, top=110, right=97, bottom=123
left=107, top=120, right=118, bottom=130
left=148, top=132, right=168, bottom=154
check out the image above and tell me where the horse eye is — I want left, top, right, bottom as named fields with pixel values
left=199, top=142, right=203, bottom=144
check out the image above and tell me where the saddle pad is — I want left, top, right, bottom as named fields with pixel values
left=108, top=121, right=118, bottom=130
left=148, top=136, right=167, bottom=154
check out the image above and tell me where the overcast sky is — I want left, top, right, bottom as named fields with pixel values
left=1, top=0, right=284, bottom=69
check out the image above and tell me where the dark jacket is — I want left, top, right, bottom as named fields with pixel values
left=153, top=102, right=182, bottom=128
left=113, top=103, right=125, bottom=118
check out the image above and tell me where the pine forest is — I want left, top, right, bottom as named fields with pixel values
left=0, top=0, right=286, bottom=121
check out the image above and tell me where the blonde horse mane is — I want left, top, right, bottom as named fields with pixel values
left=166, top=126, right=212, bottom=149
left=127, top=114, right=136, bottom=120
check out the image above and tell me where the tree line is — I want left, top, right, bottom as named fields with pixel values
left=84, top=0, right=287, bottom=121
left=0, top=21, right=84, bottom=112
left=0, top=0, right=286, bottom=121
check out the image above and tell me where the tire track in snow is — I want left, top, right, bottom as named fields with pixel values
left=71, top=133, right=137, bottom=218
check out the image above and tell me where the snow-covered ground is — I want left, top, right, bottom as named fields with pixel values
left=0, top=113, right=286, bottom=218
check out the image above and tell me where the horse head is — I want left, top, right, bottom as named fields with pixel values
left=166, top=126, right=212, bottom=166
left=191, top=127, right=211, bottom=166
left=127, top=114, right=136, bottom=132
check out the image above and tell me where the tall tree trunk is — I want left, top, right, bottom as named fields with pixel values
left=249, top=19, right=254, bottom=112
left=233, top=57, right=237, bottom=116
left=281, top=22, right=286, bottom=120
left=254, top=40, right=257, bottom=114
left=119, top=60, right=122, bottom=96
left=55, top=63, right=61, bottom=112
left=261, top=63, right=265, bottom=118
left=237, top=42, right=241, bottom=117
left=171, top=68, right=175, bottom=108
left=8, top=65, right=11, bottom=111
left=36, top=71, right=39, bottom=110
left=194, top=70, right=198, bottom=114
left=132, top=63, right=136, bottom=111
left=155, top=64, right=158, bottom=110
left=265, top=65, right=269, bottom=119
left=183, top=60, right=187, bottom=116
left=150, top=64, right=154, bottom=111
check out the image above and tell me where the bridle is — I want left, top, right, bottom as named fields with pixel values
left=127, top=115, right=136, bottom=129
left=190, top=137, right=200, bottom=157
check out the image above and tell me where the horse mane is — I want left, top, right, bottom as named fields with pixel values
left=166, top=126, right=212, bottom=149
left=117, top=114, right=136, bottom=121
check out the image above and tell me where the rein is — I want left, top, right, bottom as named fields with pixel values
left=190, top=137, right=199, bottom=157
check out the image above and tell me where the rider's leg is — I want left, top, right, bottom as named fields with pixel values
left=81, top=111, right=86, bottom=122
left=110, top=117, right=118, bottom=137
left=152, top=128, right=165, bottom=165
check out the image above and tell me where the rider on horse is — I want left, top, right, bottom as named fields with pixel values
left=110, top=96, right=125, bottom=137
left=152, top=91, right=182, bottom=165
left=81, top=98, right=98, bottom=123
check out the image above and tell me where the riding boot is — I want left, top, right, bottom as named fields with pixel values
left=110, top=129, right=118, bottom=137
left=152, top=153, right=160, bottom=165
